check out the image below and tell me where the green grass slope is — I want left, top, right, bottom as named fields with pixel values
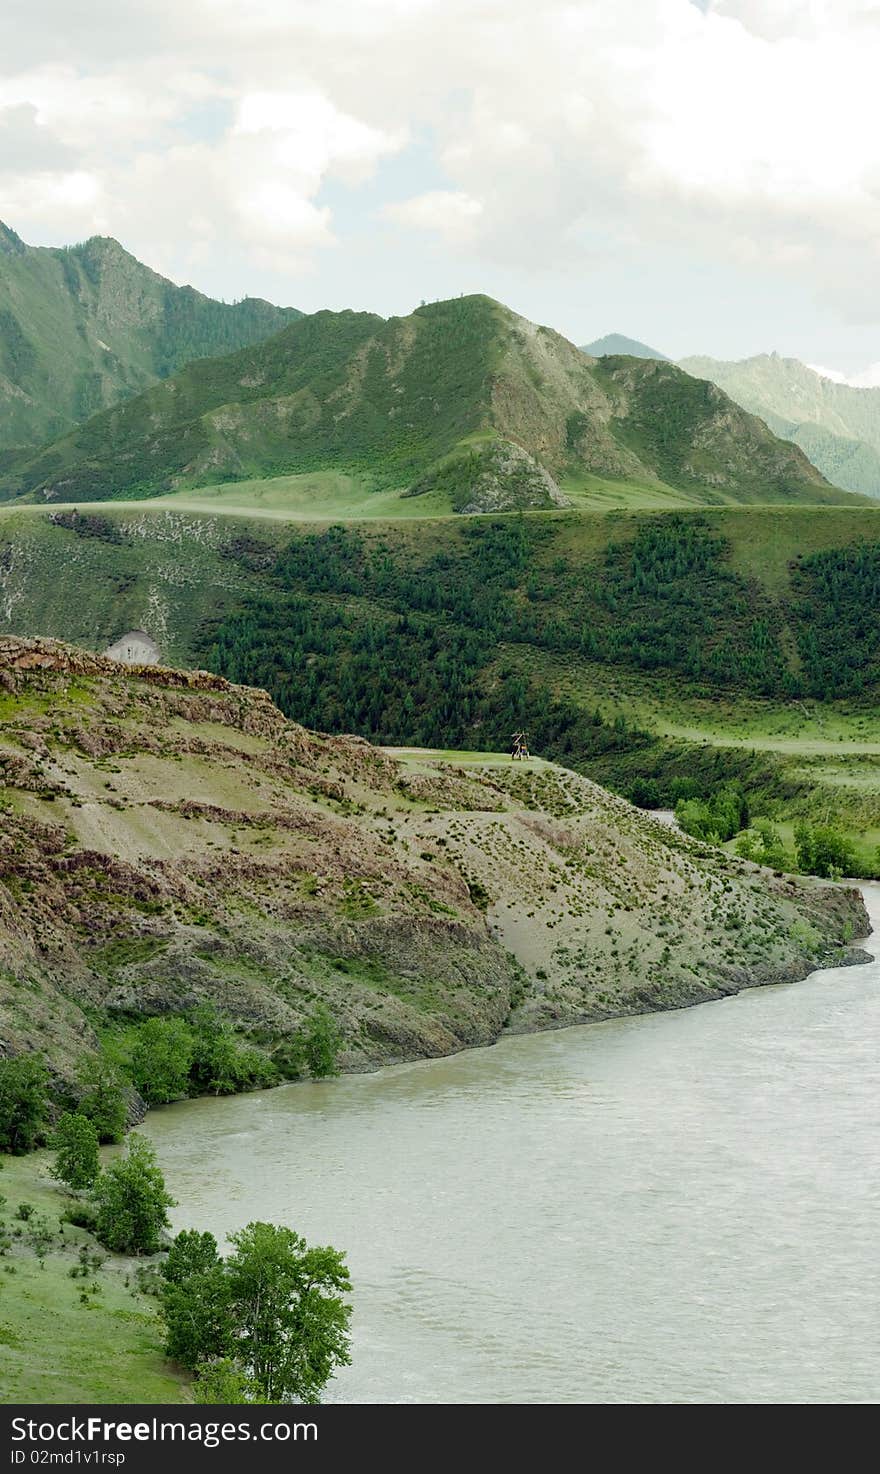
left=0, top=220, right=299, bottom=459
left=0, top=1153, right=188, bottom=1403
left=0, top=295, right=856, bottom=509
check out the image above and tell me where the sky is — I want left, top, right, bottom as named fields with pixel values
left=3, top=0, right=880, bottom=374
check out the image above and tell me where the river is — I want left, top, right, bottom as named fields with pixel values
left=142, top=884, right=880, bottom=1404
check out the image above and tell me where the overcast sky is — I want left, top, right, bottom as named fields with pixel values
left=3, top=0, right=880, bottom=373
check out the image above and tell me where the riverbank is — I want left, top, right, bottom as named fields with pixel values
left=2, top=886, right=876, bottom=1403
left=0, top=639, right=869, bottom=1094
left=0, top=1151, right=188, bottom=1403
left=139, top=888, right=880, bottom=1404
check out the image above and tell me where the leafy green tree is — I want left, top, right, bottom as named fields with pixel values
left=675, top=783, right=748, bottom=844
left=224, top=1221, right=352, bottom=1403
left=161, top=1230, right=234, bottom=1372
left=163, top=1228, right=221, bottom=1284
left=51, top=1112, right=100, bottom=1190
left=77, top=1053, right=128, bottom=1143
left=735, top=830, right=759, bottom=862
left=94, top=1135, right=175, bottom=1254
left=735, top=819, right=787, bottom=870
left=162, top=1262, right=234, bottom=1370
left=187, top=1006, right=273, bottom=1096
left=0, top=1054, right=49, bottom=1154
left=752, top=818, right=787, bottom=869
left=129, top=1018, right=194, bottom=1105
left=159, top=1220, right=232, bottom=1367
left=628, top=777, right=662, bottom=809
left=301, top=1007, right=342, bottom=1079
left=188, top=1006, right=243, bottom=1095
left=158, top=1222, right=352, bottom=1401
left=794, top=823, right=856, bottom=880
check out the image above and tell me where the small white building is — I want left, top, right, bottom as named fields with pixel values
left=103, top=629, right=162, bottom=666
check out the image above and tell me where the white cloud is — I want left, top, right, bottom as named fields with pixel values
left=808, top=363, right=850, bottom=383
left=384, top=190, right=483, bottom=242
left=810, top=361, right=880, bottom=388
left=1, top=1, right=880, bottom=322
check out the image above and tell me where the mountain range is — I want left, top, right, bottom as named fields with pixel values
left=0, top=214, right=874, bottom=510
left=0, top=221, right=299, bottom=464
left=680, top=352, right=880, bottom=499
left=0, top=293, right=851, bottom=509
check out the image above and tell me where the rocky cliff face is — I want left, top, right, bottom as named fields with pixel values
left=0, top=638, right=868, bottom=1085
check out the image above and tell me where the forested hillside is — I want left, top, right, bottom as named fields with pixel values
left=4, top=501, right=880, bottom=853
left=205, top=515, right=880, bottom=724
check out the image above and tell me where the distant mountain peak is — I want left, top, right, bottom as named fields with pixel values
left=678, top=349, right=880, bottom=499
left=0, top=221, right=26, bottom=257
left=0, top=215, right=301, bottom=456
left=581, top=333, right=668, bottom=361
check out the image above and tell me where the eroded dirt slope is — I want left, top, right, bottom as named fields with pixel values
left=0, top=638, right=867, bottom=1081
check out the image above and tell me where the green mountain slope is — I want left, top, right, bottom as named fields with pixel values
left=582, top=332, right=668, bottom=359
left=0, top=296, right=855, bottom=509
left=0, top=220, right=300, bottom=459
left=680, top=352, right=880, bottom=498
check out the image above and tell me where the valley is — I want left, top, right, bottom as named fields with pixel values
left=3, top=0, right=880, bottom=1412
left=2, top=253, right=880, bottom=1409
left=2, top=494, right=880, bottom=873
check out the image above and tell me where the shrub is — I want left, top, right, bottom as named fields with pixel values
left=272, top=1039, right=306, bottom=1081
left=300, top=1007, right=342, bottom=1079
left=192, top=1359, right=266, bottom=1405
left=61, top=1201, right=99, bottom=1233
left=794, top=823, right=856, bottom=880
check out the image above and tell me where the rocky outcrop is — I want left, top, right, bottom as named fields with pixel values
left=456, top=440, right=569, bottom=514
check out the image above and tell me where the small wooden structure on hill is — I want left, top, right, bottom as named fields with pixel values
left=511, top=730, right=530, bottom=762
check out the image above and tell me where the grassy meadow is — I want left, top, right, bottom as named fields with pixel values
left=0, top=1152, right=187, bottom=1403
